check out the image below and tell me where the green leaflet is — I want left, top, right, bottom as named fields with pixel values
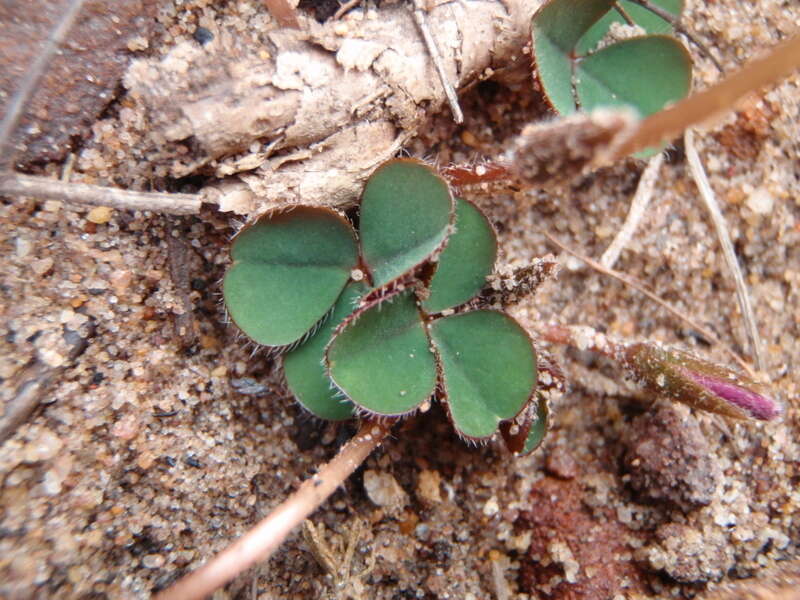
left=223, top=207, right=358, bottom=347
left=327, top=291, right=437, bottom=416
left=575, top=36, right=691, bottom=117
left=532, top=0, right=618, bottom=115
left=430, top=310, right=537, bottom=439
left=283, top=282, right=366, bottom=421
left=423, top=197, right=497, bottom=314
left=360, top=159, right=454, bottom=288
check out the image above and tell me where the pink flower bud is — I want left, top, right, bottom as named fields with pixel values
left=620, top=343, right=782, bottom=421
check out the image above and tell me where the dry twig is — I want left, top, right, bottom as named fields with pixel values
left=155, top=419, right=390, bottom=600
left=334, top=0, right=364, bottom=20
left=600, top=152, right=663, bottom=269
left=0, top=172, right=201, bottom=215
left=411, top=0, right=464, bottom=124
left=684, top=129, right=764, bottom=370
left=698, top=558, right=800, bottom=600
left=541, top=230, right=754, bottom=376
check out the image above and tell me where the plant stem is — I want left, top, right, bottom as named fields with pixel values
left=684, top=129, right=764, bottom=371
left=538, top=322, right=623, bottom=360
left=154, top=419, right=390, bottom=600
left=611, top=34, right=800, bottom=158
left=0, top=172, right=201, bottom=215
left=540, top=230, right=754, bottom=376
left=600, top=152, right=663, bottom=269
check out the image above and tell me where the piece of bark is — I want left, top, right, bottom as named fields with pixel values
left=112, top=0, right=542, bottom=215
left=0, top=0, right=161, bottom=167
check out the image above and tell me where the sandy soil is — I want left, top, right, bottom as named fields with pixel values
left=1, top=0, right=798, bottom=598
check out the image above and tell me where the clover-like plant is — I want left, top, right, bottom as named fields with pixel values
left=161, top=19, right=800, bottom=600
left=531, top=0, right=692, bottom=123
left=224, top=159, right=548, bottom=448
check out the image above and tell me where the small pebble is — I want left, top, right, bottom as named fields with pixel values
left=111, top=414, right=140, bottom=441
left=193, top=26, right=214, bottom=45
left=22, top=428, right=63, bottom=463
left=31, top=257, right=54, bottom=276
left=142, top=554, right=165, bottom=569
left=416, top=469, right=442, bottom=504
left=545, top=447, right=579, bottom=479
left=745, top=187, right=774, bottom=214
left=363, top=469, right=408, bottom=510
left=483, top=496, right=500, bottom=517
left=87, top=206, right=113, bottom=224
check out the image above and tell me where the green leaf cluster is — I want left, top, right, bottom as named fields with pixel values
left=223, top=159, right=547, bottom=452
left=531, top=0, right=692, bottom=135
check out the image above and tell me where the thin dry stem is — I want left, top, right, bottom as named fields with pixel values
left=611, top=34, right=800, bottom=159
left=538, top=322, right=622, bottom=360
left=684, top=129, right=764, bottom=371
left=0, top=172, right=201, bottom=215
left=697, top=558, right=800, bottom=600
left=262, top=0, right=300, bottom=28
left=600, top=152, right=663, bottom=269
left=411, top=0, right=464, bottom=124
left=334, top=0, right=363, bottom=19
left=0, top=0, right=86, bottom=169
left=540, top=230, right=754, bottom=376
left=155, top=419, right=390, bottom=600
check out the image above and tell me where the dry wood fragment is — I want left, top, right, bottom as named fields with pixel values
left=0, top=172, right=201, bottom=215
left=263, top=0, right=300, bottom=29
left=109, top=0, right=543, bottom=215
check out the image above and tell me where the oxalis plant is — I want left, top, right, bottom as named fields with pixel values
left=150, top=0, right=796, bottom=597
left=531, top=0, right=691, bottom=124
left=225, top=159, right=545, bottom=445
left=161, top=162, right=783, bottom=599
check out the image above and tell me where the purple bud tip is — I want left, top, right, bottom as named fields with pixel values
left=682, top=369, right=783, bottom=421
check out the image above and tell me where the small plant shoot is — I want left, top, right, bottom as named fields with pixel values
left=575, top=0, right=683, bottom=55
left=223, top=153, right=783, bottom=455
left=223, top=159, right=547, bottom=448
left=531, top=0, right=692, bottom=127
